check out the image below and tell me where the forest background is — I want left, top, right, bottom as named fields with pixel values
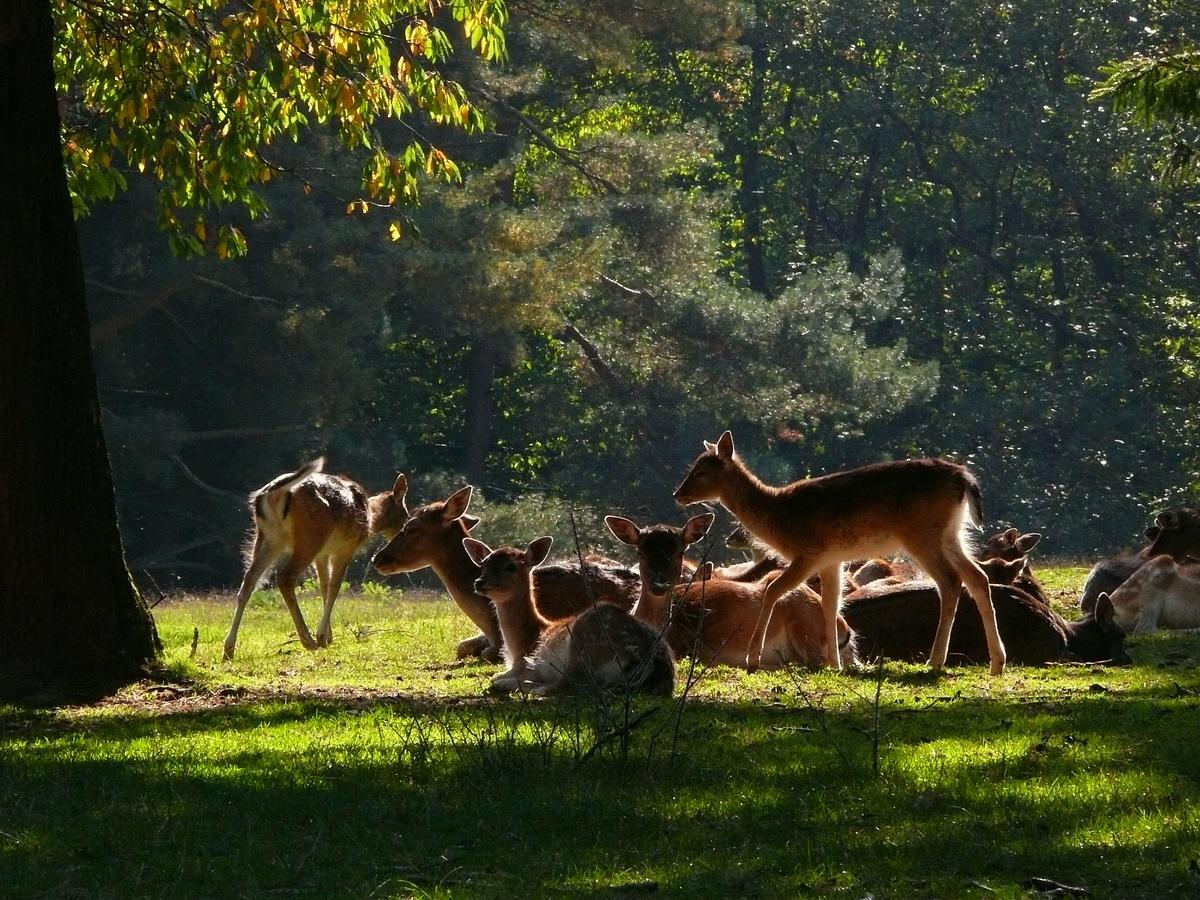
left=74, top=0, right=1200, bottom=590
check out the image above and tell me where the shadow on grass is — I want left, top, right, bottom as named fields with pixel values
left=4, top=649, right=1200, bottom=899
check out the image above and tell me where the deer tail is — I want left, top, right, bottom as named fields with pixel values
left=252, top=456, right=325, bottom=520
left=964, top=473, right=984, bottom=528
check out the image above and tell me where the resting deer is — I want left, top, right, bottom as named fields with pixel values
left=605, top=514, right=853, bottom=669
left=1080, top=509, right=1200, bottom=613
left=978, top=528, right=1049, bottom=605
left=673, top=431, right=1005, bottom=675
left=843, top=572, right=1129, bottom=667
left=1099, top=554, right=1200, bottom=633
left=462, top=536, right=675, bottom=696
left=371, top=483, right=638, bottom=661
left=224, top=458, right=409, bottom=660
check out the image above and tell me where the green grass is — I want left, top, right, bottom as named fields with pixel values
left=3, top=571, right=1200, bottom=898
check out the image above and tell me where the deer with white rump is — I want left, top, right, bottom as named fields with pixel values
left=223, top=457, right=409, bottom=661
left=672, top=431, right=1006, bottom=676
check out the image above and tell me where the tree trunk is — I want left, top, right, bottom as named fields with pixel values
left=0, top=2, right=160, bottom=700
left=734, top=8, right=770, bottom=295
left=463, top=335, right=497, bottom=485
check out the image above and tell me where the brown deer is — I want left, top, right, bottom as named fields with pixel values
left=462, top=536, right=675, bottom=696
left=605, top=515, right=853, bottom=669
left=223, top=458, right=409, bottom=661
left=843, top=569, right=1129, bottom=667
left=371, top=483, right=638, bottom=661
left=1080, top=509, right=1200, bottom=613
left=978, top=528, right=1049, bottom=605
left=673, top=431, right=1005, bottom=675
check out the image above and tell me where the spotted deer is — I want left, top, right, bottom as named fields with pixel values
left=1099, top=554, right=1200, bottom=633
left=672, top=431, right=1005, bottom=675
left=462, top=536, right=675, bottom=696
left=1080, top=509, right=1200, bottom=613
left=223, top=458, right=409, bottom=660
left=371, top=484, right=638, bottom=661
left=605, top=514, right=853, bottom=669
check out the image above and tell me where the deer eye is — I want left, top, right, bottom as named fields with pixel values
left=505, top=562, right=518, bottom=572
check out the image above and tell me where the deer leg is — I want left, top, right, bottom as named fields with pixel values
left=747, top=560, right=811, bottom=671
left=316, top=555, right=352, bottom=648
left=950, top=546, right=1005, bottom=676
left=277, top=564, right=319, bottom=651
left=816, top=562, right=846, bottom=670
left=224, top=533, right=280, bottom=661
left=908, top=549, right=964, bottom=672
left=1132, top=594, right=1163, bottom=634
left=456, top=632, right=500, bottom=661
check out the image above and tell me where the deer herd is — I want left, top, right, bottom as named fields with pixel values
left=221, top=432, right=1200, bottom=696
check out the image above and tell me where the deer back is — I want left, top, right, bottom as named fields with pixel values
left=841, top=582, right=1068, bottom=666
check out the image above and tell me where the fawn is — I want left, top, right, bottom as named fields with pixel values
left=370, top=483, right=639, bottom=662
left=224, top=458, right=409, bottom=660
left=606, top=514, right=852, bottom=669
left=673, top=431, right=1005, bottom=675
left=462, top=536, right=675, bottom=696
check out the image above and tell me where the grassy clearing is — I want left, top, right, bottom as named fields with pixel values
left=3, top=571, right=1200, bottom=899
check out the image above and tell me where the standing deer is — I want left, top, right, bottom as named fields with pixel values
left=370, top=483, right=639, bottom=662
left=224, top=458, right=409, bottom=660
left=672, top=431, right=1005, bottom=675
left=462, top=536, right=675, bottom=696
left=606, top=514, right=852, bottom=669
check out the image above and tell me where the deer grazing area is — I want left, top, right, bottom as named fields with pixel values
left=10, top=2, right=1200, bottom=899
left=3, top=567, right=1200, bottom=899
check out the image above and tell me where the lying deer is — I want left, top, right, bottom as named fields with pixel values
left=224, top=458, right=409, bottom=660
left=978, top=527, right=1049, bottom=605
left=722, top=523, right=857, bottom=592
left=673, top=431, right=1005, bottom=675
left=842, top=572, right=1128, bottom=666
left=1080, top=509, right=1200, bottom=613
left=371, top=483, right=638, bottom=661
left=463, top=536, right=675, bottom=696
left=1099, top=554, right=1200, bottom=633
left=605, top=515, right=854, bottom=669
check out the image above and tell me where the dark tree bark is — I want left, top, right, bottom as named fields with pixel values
left=0, top=1, right=160, bottom=701
left=462, top=334, right=497, bottom=485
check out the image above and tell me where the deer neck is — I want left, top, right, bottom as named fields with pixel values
left=719, top=462, right=787, bottom=543
left=633, top=587, right=672, bottom=631
left=430, top=539, right=488, bottom=611
left=495, top=582, right=549, bottom=666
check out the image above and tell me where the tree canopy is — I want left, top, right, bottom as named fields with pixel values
left=55, top=0, right=507, bottom=255
left=59, top=0, right=1200, bottom=588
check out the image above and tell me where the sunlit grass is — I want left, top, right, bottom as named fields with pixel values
left=3, top=569, right=1200, bottom=898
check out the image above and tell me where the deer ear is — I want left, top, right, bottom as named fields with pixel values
left=715, top=431, right=734, bottom=460
left=460, top=514, right=482, bottom=531
left=605, top=516, right=641, bottom=546
left=462, top=537, right=492, bottom=566
left=1155, top=510, right=1180, bottom=530
left=1015, top=532, right=1041, bottom=553
left=1095, top=592, right=1116, bottom=625
left=1002, top=527, right=1019, bottom=543
left=682, top=512, right=715, bottom=547
left=703, top=440, right=717, bottom=453
left=442, top=485, right=474, bottom=521
left=691, top=561, right=715, bottom=582
left=391, top=472, right=408, bottom=499
left=526, top=536, right=553, bottom=567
